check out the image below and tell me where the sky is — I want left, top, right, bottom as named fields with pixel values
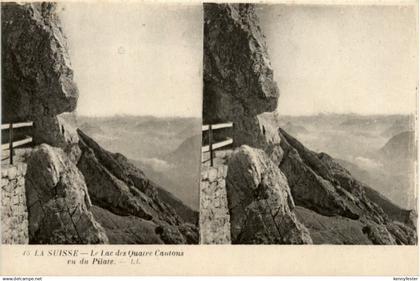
left=58, top=2, right=202, bottom=117
left=257, top=4, right=418, bottom=116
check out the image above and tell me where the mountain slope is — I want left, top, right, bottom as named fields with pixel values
left=131, top=134, right=201, bottom=211
left=76, top=129, right=198, bottom=243
left=378, top=131, right=415, bottom=162
left=278, top=128, right=417, bottom=244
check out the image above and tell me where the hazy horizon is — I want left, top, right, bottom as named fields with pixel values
left=258, top=4, right=417, bottom=116
left=58, top=3, right=418, bottom=118
left=74, top=112, right=201, bottom=119
left=59, top=2, right=202, bottom=118
left=74, top=111, right=414, bottom=119
left=273, top=111, right=416, bottom=117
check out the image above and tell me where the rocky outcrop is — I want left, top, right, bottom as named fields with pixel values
left=226, top=145, right=312, bottom=244
left=278, top=128, right=417, bottom=244
left=25, top=144, right=108, bottom=244
left=202, top=3, right=312, bottom=244
left=1, top=2, right=78, bottom=124
left=77, top=129, right=199, bottom=244
left=203, top=3, right=279, bottom=148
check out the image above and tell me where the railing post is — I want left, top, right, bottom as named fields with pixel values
left=9, top=123, right=13, bottom=165
left=209, top=124, right=213, bottom=167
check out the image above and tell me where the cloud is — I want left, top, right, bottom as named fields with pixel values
left=354, top=156, right=383, bottom=171
left=140, top=157, right=174, bottom=172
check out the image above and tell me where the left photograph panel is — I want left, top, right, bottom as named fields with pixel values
left=1, top=2, right=202, bottom=244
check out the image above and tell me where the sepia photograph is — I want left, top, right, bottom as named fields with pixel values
left=200, top=3, right=417, bottom=245
left=0, top=0, right=419, bottom=278
left=1, top=1, right=202, bottom=244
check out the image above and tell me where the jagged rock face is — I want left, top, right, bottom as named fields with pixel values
left=278, top=128, right=417, bottom=245
left=1, top=2, right=78, bottom=123
left=203, top=3, right=279, bottom=147
left=385, top=221, right=417, bottom=245
left=294, top=206, right=373, bottom=244
left=226, top=145, right=312, bottom=244
left=279, top=128, right=367, bottom=220
left=2, top=2, right=80, bottom=163
left=362, top=223, right=397, bottom=245
left=77, top=129, right=199, bottom=244
left=25, top=144, right=108, bottom=244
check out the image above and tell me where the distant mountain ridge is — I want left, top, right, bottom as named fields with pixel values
left=378, top=131, right=415, bottom=161
left=262, top=111, right=417, bottom=210
left=131, top=134, right=202, bottom=211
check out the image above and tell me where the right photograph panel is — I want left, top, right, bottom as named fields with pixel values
left=200, top=3, right=417, bottom=245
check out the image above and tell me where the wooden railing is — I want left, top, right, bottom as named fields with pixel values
left=202, top=122, right=233, bottom=166
left=1, top=122, right=33, bottom=165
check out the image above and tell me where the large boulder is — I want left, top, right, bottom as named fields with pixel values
left=25, top=144, right=108, bottom=244
left=32, top=114, right=81, bottom=163
left=1, top=2, right=78, bottom=123
left=226, top=145, right=312, bottom=244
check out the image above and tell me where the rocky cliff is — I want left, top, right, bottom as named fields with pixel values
left=278, top=128, right=416, bottom=244
left=77, top=130, right=198, bottom=244
left=203, top=3, right=280, bottom=150
left=2, top=3, right=78, bottom=123
left=203, top=3, right=417, bottom=245
left=2, top=2, right=198, bottom=244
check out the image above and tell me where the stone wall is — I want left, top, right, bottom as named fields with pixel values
left=199, top=160, right=231, bottom=244
left=1, top=163, right=28, bottom=244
